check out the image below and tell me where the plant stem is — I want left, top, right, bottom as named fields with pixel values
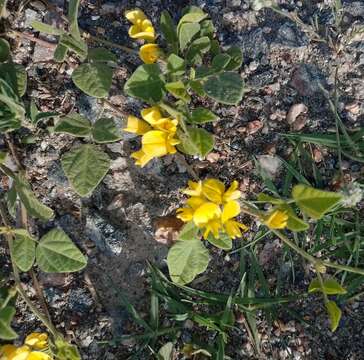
left=239, top=202, right=364, bottom=276
left=7, top=30, right=57, bottom=49
left=0, top=200, right=58, bottom=337
left=85, top=33, right=138, bottom=55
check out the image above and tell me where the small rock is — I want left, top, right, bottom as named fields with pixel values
left=240, top=28, right=268, bottom=61
left=290, top=64, right=328, bottom=97
left=313, top=148, right=323, bottom=163
left=275, top=23, right=309, bottom=48
left=246, top=120, right=263, bottom=134
left=286, top=103, right=308, bottom=124
left=154, top=216, right=184, bottom=246
left=292, top=115, right=308, bottom=131
left=206, top=152, right=220, bottom=163
left=257, top=155, right=282, bottom=178
left=345, top=102, right=360, bottom=115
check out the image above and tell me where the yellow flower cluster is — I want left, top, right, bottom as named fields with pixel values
left=0, top=333, right=51, bottom=360
left=124, top=106, right=180, bottom=167
left=125, top=9, right=161, bottom=64
left=177, top=179, right=248, bottom=239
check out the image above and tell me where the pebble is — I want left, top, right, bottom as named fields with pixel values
left=286, top=103, right=308, bottom=124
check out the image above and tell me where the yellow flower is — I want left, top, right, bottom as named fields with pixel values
left=202, top=179, right=241, bottom=205
left=131, top=130, right=180, bottom=167
left=264, top=209, right=288, bottom=229
left=124, top=115, right=151, bottom=135
left=1, top=345, right=51, bottom=360
left=125, top=107, right=180, bottom=167
left=177, top=179, right=247, bottom=240
left=139, top=44, right=160, bottom=64
left=221, top=201, right=248, bottom=239
left=24, top=333, right=48, bottom=351
left=125, top=9, right=155, bottom=42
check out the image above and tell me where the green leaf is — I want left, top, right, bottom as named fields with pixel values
left=167, top=54, right=185, bottom=76
left=188, top=80, right=205, bottom=96
left=29, top=101, right=58, bottom=125
left=207, top=233, right=232, bottom=250
left=68, top=0, right=81, bottom=39
left=92, top=117, right=122, bottom=143
left=58, top=34, right=87, bottom=60
left=54, top=339, right=81, bottom=360
left=212, top=54, right=231, bottom=71
left=200, top=19, right=215, bottom=38
left=72, top=63, right=112, bottom=98
left=189, top=107, right=218, bottom=124
left=257, top=193, right=285, bottom=204
left=178, top=127, right=214, bottom=157
left=178, top=221, right=200, bottom=241
left=157, top=342, right=174, bottom=360
left=308, top=277, right=347, bottom=295
left=0, top=306, right=17, bottom=340
left=14, top=175, right=54, bottom=220
left=160, top=11, right=178, bottom=52
left=31, top=21, right=65, bottom=35
left=165, top=81, right=190, bottom=102
left=167, top=239, right=209, bottom=285
left=87, top=47, right=117, bottom=63
left=0, top=38, right=10, bottom=62
left=278, top=204, right=309, bottom=232
left=14, top=64, right=27, bottom=97
left=53, top=43, right=68, bottom=62
left=225, top=46, right=243, bottom=71
left=325, top=301, right=341, bottom=332
left=186, top=36, right=210, bottom=64
left=124, top=64, right=165, bottom=104
left=11, top=229, right=36, bottom=272
left=36, top=228, right=87, bottom=273
left=54, top=113, right=91, bottom=137
left=292, top=184, right=343, bottom=220
left=0, top=151, right=6, bottom=163
left=61, top=144, right=110, bottom=197
left=178, top=22, right=200, bottom=52
left=203, top=72, right=244, bottom=105
left=178, top=12, right=207, bottom=26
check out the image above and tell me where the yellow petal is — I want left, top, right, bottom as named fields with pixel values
left=223, top=180, right=241, bottom=203
left=131, top=149, right=152, bottom=167
left=8, top=346, right=30, bottom=360
left=128, top=24, right=155, bottom=41
left=221, top=201, right=241, bottom=223
left=141, top=106, right=162, bottom=125
left=25, top=333, right=48, bottom=350
left=0, top=345, right=17, bottom=357
left=186, top=196, right=205, bottom=210
left=183, top=181, right=202, bottom=197
left=203, top=219, right=222, bottom=239
left=202, top=179, right=225, bottom=204
left=224, top=220, right=248, bottom=239
left=124, top=116, right=151, bottom=135
left=193, top=202, right=221, bottom=226
left=153, top=118, right=178, bottom=133
left=27, top=352, right=51, bottom=360
left=264, top=210, right=288, bottom=229
left=176, top=208, right=194, bottom=222
left=139, top=44, right=160, bottom=64
left=125, top=9, right=147, bottom=24
left=142, top=130, right=169, bottom=157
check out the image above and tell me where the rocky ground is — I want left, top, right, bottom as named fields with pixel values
left=1, top=0, right=364, bottom=359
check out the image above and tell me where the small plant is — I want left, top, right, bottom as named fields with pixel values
left=123, top=7, right=244, bottom=165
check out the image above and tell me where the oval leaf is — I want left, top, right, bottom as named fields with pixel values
left=190, top=107, right=218, bottom=124
left=72, top=63, right=113, bottom=98
left=54, top=113, right=91, bottom=137
left=292, top=184, right=343, bottom=220
left=203, top=72, right=244, bottom=105
left=92, top=117, right=122, bottom=143
left=11, top=229, right=36, bottom=272
left=36, top=228, right=87, bottom=273
left=179, top=23, right=200, bottom=51
left=14, top=175, right=54, bottom=220
left=308, top=277, right=347, bottom=295
left=61, top=144, right=110, bottom=197
left=178, top=221, right=200, bottom=241
left=0, top=38, right=10, bottom=62
left=0, top=306, right=17, bottom=340
left=178, top=127, right=214, bottom=157
left=207, top=233, right=232, bottom=250
left=124, top=64, right=165, bottom=104
left=325, top=301, right=341, bottom=332
left=167, top=240, right=209, bottom=285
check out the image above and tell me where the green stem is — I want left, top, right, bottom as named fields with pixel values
left=86, top=33, right=139, bottom=55
left=315, top=268, right=329, bottom=304
left=239, top=202, right=364, bottom=276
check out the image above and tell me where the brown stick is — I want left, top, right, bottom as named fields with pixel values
left=8, top=30, right=57, bottom=49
